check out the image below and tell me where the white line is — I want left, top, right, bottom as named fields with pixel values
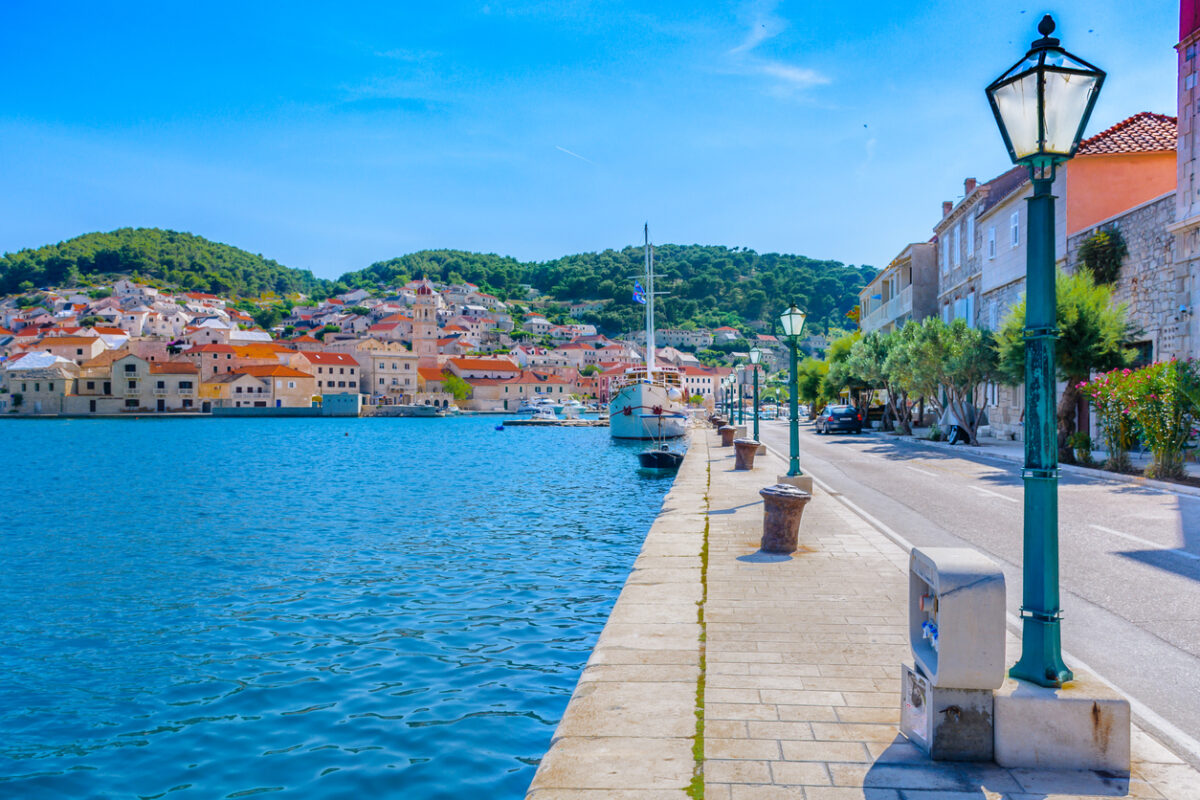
left=759, top=439, right=1200, bottom=769
left=1090, top=524, right=1200, bottom=561
left=969, top=485, right=1019, bottom=503
left=904, top=466, right=936, bottom=477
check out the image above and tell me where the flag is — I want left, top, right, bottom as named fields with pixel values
left=633, top=282, right=647, bottom=304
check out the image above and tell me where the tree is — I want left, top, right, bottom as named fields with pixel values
left=79, top=315, right=105, bottom=327
left=252, top=306, right=283, bottom=330
left=995, top=268, right=1134, bottom=462
left=941, top=320, right=999, bottom=446
left=885, top=319, right=945, bottom=420
left=442, top=372, right=472, bottom=402
left=846, top=331, right=913, bottom=434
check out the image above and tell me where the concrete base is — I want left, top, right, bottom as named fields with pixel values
left=757, top=443, right=767, bottom=455
left=776, top=474, right=814, bottom=494
left=993, top=672, right=1130, bottom=772
left=899, top=664, right=994, bottom=762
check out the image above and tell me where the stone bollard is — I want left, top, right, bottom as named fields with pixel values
left=733, top=424, right=748, bottom=440
left=733, top=438, right=760, bottom=470
left=719, top=425, right=737, bottom=446
left=759, top=483, right=813, bottom=553
left=711, top=415, right=727, bottom=429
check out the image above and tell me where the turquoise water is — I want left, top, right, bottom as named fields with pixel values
left=0, top=416, right=675, bottom=799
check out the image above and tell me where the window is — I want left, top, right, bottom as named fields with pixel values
left=987, top=226, right=996, bottom=259
left=940, top=236, right=948, bottom=273
left=125, top=399, right=138, bottom=408
left=380, top=378, right=385, bottom=385
left=76, top=348, right=83, bottom=355
left=1188, top=72, right=1198, bottom=90
left=942, top=304, right=951, bottom=324
left=183, top=399, right=193, bottom=409
left=157, top=380, right=165, bottom=389
left=87, top=381, right=95, bottom=390
left=953, top=224, right=961, bottom=267
left=966, top=214, right=975, bottom=257
left=125, top=363, right=136, bottom=373
left=180, top=381, right=193, bottom=389
left=1010, top=211, right=1020, bottom=247
left=127, top=380, right=136, bottom=390
left=965, top=291, right=976, bottom=328
left=48, top=383, right=54, bottom=391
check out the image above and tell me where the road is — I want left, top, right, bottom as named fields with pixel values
left=755, top=418, right=1200, bottom=762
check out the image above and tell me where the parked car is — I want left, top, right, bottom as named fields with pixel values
left=814, top=404, right=863, bottom=435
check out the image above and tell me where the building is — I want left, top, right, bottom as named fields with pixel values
left=295, top=352, right=360, bottom=394
left=0, top=352, right=78, bottom=414
left=412, top=282, right=439, bottom=368
left=232, top=365, right=318, bottom=408
left=858, top=242, right=937, bottom=334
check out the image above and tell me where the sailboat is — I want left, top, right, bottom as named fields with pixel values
left=608, top=225, right=688, bottom=440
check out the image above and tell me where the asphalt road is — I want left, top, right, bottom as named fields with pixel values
left=755, top=418, right=1200, bottom=762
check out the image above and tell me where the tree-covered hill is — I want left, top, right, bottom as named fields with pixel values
left=0, top=228, right=331, bottom=298
left=340, top=245, right=875, bottom=335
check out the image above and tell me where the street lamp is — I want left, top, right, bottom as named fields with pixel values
left=779, top=304, right=807, bottom=477
left=736, top=365, right=745, bottom=425
left=749, top=346, right=763, bottom=441
left=987, top=14, right=1103, bottom=689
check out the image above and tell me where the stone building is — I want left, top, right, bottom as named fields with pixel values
left=858, top=242, right=937, bottom=334
left=1168, top=4, right=1200, bottom=360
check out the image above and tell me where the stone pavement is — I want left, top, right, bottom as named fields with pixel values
left=527, top=425, right=1200, bottom=799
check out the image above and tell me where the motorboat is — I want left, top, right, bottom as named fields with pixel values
left=637, top=444, right=685, bottom=471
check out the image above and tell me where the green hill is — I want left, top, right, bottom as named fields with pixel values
left=0, top=228, right=332, bottom=298
left=341, top=245, right=875, bottom=336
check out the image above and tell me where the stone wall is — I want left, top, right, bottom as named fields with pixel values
left=1066, top=192, right=1188, bottom=361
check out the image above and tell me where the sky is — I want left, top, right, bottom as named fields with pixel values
left=0, top=0, right=1180, bottom=280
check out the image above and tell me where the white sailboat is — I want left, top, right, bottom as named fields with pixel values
left=609, top=225, right=688, bottom=440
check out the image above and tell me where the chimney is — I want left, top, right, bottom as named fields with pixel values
left=942, top=201, right=953, bottom=217
left=964, top=177, right=977, bottom=195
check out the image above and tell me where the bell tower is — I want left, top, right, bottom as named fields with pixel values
left=413, top=281, right=439, bottom=368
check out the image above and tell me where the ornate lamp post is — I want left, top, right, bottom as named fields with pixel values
left=986, top=14, right=1103, bottom=688
left=749, top=346, right=763, bottom=441
left=779, top=305, right=807, bottom=477
left=736, top=365, right=745, bottom=425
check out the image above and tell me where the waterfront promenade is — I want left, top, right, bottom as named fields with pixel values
left=527, top=427, right=1200, bottom=799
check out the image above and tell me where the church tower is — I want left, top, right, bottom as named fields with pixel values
left=413, top=280, right=439, bottom=368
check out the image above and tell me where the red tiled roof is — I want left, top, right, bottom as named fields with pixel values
left=298, top=351, right=359, bottom=366
left=150, top=362, right=199, bottom=375
left=418, top=367, right=445, bottom=381
left=1077, top=112, right=1176, bottom=156
left=236, top=364, right=314, bottom=378
left=187, top=344, right=236, bottom=353
left=448, top=357, right=520, bottom=372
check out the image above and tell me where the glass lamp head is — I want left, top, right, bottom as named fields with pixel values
left=986, top=15, right=1104, bottom=167
left=780, top=305, right=807, bottom=338
left=749, top=346, right=762, bottom=365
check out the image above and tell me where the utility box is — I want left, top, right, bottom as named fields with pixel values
left=900, top=547, right=1006, bottom=762
left=908, top=547, right=1006, bottom=690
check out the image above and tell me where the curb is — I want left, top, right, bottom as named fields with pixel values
left=860, top=429, right=1200, bottom=500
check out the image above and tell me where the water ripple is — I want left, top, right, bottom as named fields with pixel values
left=0, top=416, right=673, bottom=798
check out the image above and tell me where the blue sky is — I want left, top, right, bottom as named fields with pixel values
left=0, top=0, right=1179, bottom=279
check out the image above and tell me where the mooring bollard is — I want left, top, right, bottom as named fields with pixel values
left=719, top=425, right=736, bottom=446
left=733, top=438, right=760, bottom=470
left=758, top=483, right=812, bottom=553
left=711, top=415, right=727, bottom=429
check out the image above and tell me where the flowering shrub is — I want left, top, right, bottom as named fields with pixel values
left=1087, top=360, right=1200, bottom=480
left=1080, top=369, right=1136, bottom=473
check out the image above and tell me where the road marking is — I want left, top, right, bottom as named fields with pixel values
left=1090, top=524, right=1200, bottom=561
left=905, top=466, right=936, bottom=477
left=969, top=485, right=1019, bottom=503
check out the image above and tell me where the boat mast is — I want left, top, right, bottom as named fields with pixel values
left=644, top=223, right=655, bottom=378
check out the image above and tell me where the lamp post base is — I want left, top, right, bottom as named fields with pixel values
left=775, top=474, right=813, bottom=494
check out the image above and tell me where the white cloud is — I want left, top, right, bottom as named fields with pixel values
left=727, top=0, right=829, bottom=94
left=555, top=145, right=596, bottom=165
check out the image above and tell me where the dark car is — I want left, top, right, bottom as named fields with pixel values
left=815, top=404, right=863, bottom=435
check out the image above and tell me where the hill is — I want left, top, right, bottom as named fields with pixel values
left=0, top=228, right=332, bottom=298
left=341, top=245, right=875, bottom=336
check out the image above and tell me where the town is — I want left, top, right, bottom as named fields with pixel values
left=0, top=275, right=808, bottom=416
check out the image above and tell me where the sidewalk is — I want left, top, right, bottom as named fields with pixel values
left=527, top=426, right=1200, bottom=799
left=877, top=427, right=1200, bottom=494
left=702, top=429, right=1200, bottom=799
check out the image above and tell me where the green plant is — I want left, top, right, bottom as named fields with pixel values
left=1066, top=431, right=1094, bottom=465
left=996, top=268, right=1134, bottom=462
left=1080, top=370, right=1135, bottom=472
left=1121, top=360, right=1200, bottom=480
left=928, top=424, right=942, bottom=442
left=1075, top=228, right=1128, bottom=286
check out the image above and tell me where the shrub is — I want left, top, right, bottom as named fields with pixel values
left=1081, top=369, right=1136, bottom=473
left=1066, top=431, right=1094, bottom=466
left=1112, top=360, right=1200, bottom=480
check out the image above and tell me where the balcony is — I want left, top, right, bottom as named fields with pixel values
left=861, top=284, right=913, bottom=333
left=154, top=388, right=169, bottom=396
left=124, top=388, right=141, bottom=398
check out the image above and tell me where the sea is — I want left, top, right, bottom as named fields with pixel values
left=0, top=415, right=676, bottom=799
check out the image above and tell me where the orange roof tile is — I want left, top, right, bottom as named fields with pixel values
left=236, top=365, right=314, bottom=378
left=418, top=367, right=445, bottom=381
left=299, top=351, right=360, bottom=366
left=150, top=362, right=199, bottom=375
left=1077, top=112, right=1177, bottom=156
left=448, top=357, right=520, bottom=372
